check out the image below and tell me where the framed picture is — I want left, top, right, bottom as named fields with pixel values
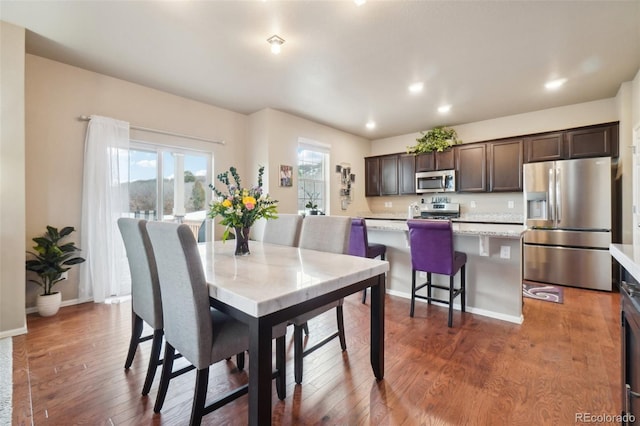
left=280, top=164, right=293, bottom=187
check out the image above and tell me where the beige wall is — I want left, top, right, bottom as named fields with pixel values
left=248, top=108, right=371, bottom=216
left=617, top=81, right=633, bottom=244
left=630, top=69, right=640, bottom=246
left=25, top=54, right=248, bottom=308
left=0, top=21, right=27, bottom=337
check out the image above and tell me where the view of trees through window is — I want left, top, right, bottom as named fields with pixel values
left=127, top=146, right=210, bottom=222
left=298, top=147, right=327, bottom=213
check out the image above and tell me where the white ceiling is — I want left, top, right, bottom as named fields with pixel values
left=2, top=1, right=639, bottom=139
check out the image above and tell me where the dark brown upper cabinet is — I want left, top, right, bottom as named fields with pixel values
left=524, top=122, right=618, bottom=163
left=365, top=154, right=399, bottom=196
left=365, top=122, right=617, bottom=197
left=488, top=139, right=523, bottom=192
left=365, top=156, right=381, bottom=197
left=456, top=144, right=487, bottom=192
left=566, top=124, right=616, bottom=158
left=524, top=132, right=564, bottom=163
left=380, top=155, right=399, bottom=195
left=415, top=149, right=455, bottom=172
left=398, top=154, right=416, bottom=195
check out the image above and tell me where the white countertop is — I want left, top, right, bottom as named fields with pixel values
left=366, top=219, right=525, bottom=239
left=359, top=212, right=524, bottom=224
left=610, top=243, right=640, bottom=282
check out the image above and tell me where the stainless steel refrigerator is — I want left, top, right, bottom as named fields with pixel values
left=523, top=157, right=613, bottom=291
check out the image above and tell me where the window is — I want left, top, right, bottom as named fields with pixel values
left=297, top=139, right=330, bottom=214
left=126, top=142, right=211, bottom=236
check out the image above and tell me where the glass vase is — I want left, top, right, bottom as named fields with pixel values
left=234, top=227, right=251, bottom=256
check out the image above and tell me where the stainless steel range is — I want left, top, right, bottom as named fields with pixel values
left=420, top=198, right=460, bottom=220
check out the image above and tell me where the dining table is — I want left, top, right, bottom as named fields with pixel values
left=198, top=240, right=389, bottom=425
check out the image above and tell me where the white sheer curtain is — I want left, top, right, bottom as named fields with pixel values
left=79, top=115, right=131, bottom=303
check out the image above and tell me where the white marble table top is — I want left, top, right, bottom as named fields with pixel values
left=199, top=241, right=389, bottom=317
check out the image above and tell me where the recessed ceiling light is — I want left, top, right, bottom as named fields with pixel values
left=545, top=78, right=567, bottom=90
left=408, top=82, right=424, bottom=94
left=267, top=35, right=285, bottom=55
left=438, top=105, right=452, bottom=113
left=354, top=0, right=366, bottom=6
left=366, top=121, right=376, bottom=130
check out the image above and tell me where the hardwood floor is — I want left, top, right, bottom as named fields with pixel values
left=12, top=288, right=621, bottom=425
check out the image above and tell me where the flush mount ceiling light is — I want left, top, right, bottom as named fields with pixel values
left=545, top=78, right=567, bottom=90
left=354, top=0, right=366, bottom=6
left=438, top=105, right=452, bottom=113
left=267, top=35, right=285, bottom=55
left=366, top=121, right=376, bottom=130
left=408, top=82, right=424, bottom=94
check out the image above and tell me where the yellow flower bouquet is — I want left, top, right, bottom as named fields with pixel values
left=208, top=166, right=278, bottom=245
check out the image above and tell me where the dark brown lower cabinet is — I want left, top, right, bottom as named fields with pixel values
left=621, top=282, right=640, bottom=424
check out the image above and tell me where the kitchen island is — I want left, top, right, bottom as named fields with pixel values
left=364, top=217, right=526, bottom=324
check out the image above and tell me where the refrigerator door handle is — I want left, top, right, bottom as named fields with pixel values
left=556, top=167, right=561, bottom=225
left=548, top=168, right=555, bottom=221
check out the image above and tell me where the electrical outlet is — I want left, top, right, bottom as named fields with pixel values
left=500, top=246, right=511, bottom=259
left=508, top=200, right=514, bottom=209
left=470, top=201, right=477, bottom=208
left=388, top=201, right=392, bottom=208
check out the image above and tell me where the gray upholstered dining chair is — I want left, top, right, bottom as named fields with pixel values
left=118, top=218, right=169, bottom=396
left=262, top=213, right=303, bottom=247
left=290, top=215, right=351, bottom=384
left=146, top=221, right=287, bottom=425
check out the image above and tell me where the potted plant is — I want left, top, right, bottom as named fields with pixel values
left=407, top=126, right=462, bottom=154
left=26, top=226, right=86, bottom=316
left=305, top=192, right=320, bottom=215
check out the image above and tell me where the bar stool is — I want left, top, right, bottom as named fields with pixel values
left=348, top=218, right=386, bottom=303
left=407, top=219, right=467, bottom=327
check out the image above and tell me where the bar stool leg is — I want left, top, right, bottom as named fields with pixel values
left=461, top=265, right=466, bottom=312
left=410, top=269, right=417, bottom=317
left=448, top=275, right=455, bottom=328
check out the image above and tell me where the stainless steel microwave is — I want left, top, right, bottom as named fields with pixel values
left=415, top=170, right=456, bottom=193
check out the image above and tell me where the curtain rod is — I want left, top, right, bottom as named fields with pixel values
left=78, top=115, right=225, bottom=145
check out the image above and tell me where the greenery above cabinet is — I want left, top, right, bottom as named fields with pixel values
left=407, top=126, right=462, bottom=154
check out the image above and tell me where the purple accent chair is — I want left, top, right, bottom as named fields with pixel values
left=407, top=219, right=467, bottom=327
left=349, top=218, right=387, bottom=303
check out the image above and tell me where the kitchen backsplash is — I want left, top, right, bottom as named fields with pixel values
left=366, top=192, right=524, bottom=217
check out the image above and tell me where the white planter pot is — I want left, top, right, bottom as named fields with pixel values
left=37, top=292, right=62, bottom=317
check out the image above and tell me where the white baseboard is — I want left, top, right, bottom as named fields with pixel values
left=385, top=288, right=523, bottom=324
left=25, top=297, right=92, bottom=315
left=0, top=325, right=28, bottom=339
